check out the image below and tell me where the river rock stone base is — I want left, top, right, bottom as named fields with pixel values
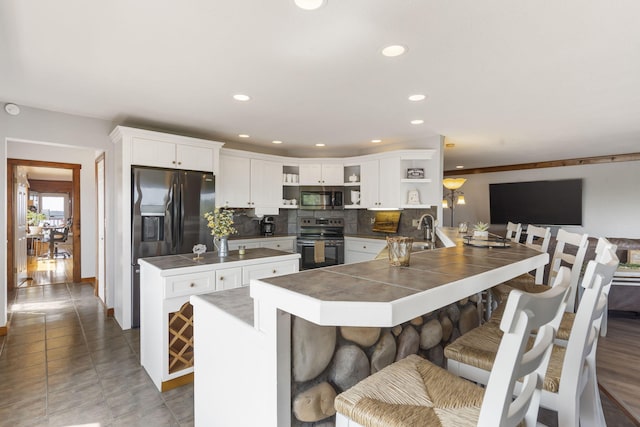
left=290, top=293, right=484, bottom=426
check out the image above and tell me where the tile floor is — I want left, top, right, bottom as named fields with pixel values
left=1, top=282, right=635, bottom=427
left=0, top=283, right=193, bottom=427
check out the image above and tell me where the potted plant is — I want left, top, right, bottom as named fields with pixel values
left=472, top=221, right=489, bottom=238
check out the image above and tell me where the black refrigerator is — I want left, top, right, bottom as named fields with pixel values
left=131, top=167, right=215, bottom=327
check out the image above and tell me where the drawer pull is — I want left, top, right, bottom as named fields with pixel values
left=219, top=276, right=224, bottom=281
left=189, top=283, right=195, bottom=287
left=272, top=269, right=277, bottom=274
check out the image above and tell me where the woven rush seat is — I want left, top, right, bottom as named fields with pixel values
left=334, top=354, right=488, bottom=427
left=444, top=320, right=565, bottom=393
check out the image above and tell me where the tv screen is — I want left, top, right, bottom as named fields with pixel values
left=489, top=179, right=582, bottom=225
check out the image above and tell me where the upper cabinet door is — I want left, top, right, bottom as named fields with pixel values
left=131, top=138, right=176, bottom=168
left=218, top=156, right=251, bottom=208
left=359, top=160, right=379, bottom=208
left=377, top=156, right=401, bottom=208
left=299, top=164, right=323, bottom=185
left=176, top=145, right=214, bottom=172
left=250, top=159, right=283, bottom=207
left=131, top=137, right=215, bottom=172
left=299, top=163, right=343, bottom=185
left=320, top=164, right=344, bottom=186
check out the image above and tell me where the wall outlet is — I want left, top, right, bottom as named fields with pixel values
left=412, top=219, right=420, bottom=227
left=370, top=217, right=375, bottom=224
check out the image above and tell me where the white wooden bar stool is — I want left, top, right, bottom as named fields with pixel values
left=445, top=245, right=619, bottom=427
left=493, top=228, right=588, bottom=313
left=334, top=271, right=571, bottom=427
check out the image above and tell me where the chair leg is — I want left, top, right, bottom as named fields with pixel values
left=578, top=369, right=606, bottom=427
left=336, top=413, right=363, bottom=427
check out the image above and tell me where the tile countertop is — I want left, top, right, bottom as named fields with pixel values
left=138, top=248, right=299, bottom=273
left=250, top=240, right=547, bottom=327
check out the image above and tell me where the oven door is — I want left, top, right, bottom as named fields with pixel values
left=297, top=240, right=344, bottom=270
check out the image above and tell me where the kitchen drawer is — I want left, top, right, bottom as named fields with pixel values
left=243, top=260, right=298, bottom=285
left=216, top=267, right=243, bottom=291
left=228, top=241, right=260, bottom=251
left=260, top=239, right=295, bottom=252
left=345, top=239, right=387, bottom=255
left=164, top=272, right=215, bottom=298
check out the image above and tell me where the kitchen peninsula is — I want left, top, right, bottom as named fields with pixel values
left=138, top=248, right=300, bottom=391
left=190, top=231, right=548, bottom=427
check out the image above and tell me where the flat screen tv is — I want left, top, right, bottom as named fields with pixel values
left=489, top=179, right=582, bottom=225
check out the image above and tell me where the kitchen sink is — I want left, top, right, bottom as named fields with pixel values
left=412, top=241, right=435, bottom=251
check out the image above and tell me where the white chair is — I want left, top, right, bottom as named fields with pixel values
left=494, top=228, right=589, bottom=312
left=334, top=272, right=571, bottom=427
left=445, top=245, right=619, bottom=427
left=505, top=221, right=523, bottom=243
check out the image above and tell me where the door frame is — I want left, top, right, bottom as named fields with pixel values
left=6, top=159, right=81, bottom=290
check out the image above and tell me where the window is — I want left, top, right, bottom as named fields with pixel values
left=41, top=195, right=67, bottom=220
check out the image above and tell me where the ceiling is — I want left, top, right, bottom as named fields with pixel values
left=22, top=166, right=72, bottom=181
left=2, top=1, right=640, bottom=171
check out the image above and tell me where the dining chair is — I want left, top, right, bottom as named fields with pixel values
left=445, top=245, right=619, bottom=427
left=493, top=228, right=589, bottom=312
left=334, top=271, right=571, bottom=427
left=505, top=221, right=523, bottom=243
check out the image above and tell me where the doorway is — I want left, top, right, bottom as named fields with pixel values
left=7, top=159, right=81, bottom=291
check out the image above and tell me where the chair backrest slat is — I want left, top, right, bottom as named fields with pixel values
left=547, top=229, right=589, bottom=312
left=506, top=221, right=523, bottom=243
left=524, top=225, right=552, bottom=284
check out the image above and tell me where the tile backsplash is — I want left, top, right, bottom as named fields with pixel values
left=232, top=208, right=438, bottom=240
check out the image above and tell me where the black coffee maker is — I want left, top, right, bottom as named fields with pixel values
left=260, top=216, right=275, bottom=236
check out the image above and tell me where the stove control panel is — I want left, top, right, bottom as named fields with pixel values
left=299, top=217, right=344, bottom=227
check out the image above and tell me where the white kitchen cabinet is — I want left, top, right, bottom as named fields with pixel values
left=111, top=126, right=224, bottom=332
left=242, top=260, right=299, bottom=285
left=228, top=236, right=296, bottom=253
left=259, top=238, right=296, bottom=252
left=131, top=136, right=217, bottom=172
left=360, top=157, right=401, bottom=209
left=299, top=163, right=343, bottom=185
left=399, top=151, right=438, bottom=208
left=215, top=267, right=243, bottom=291
left=218, top=154, right=282, bottom=209
left=344, top=237, right=387, bottom=264
left=139, top=250, right=300, bottom=391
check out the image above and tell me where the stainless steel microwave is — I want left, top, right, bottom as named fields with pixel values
left=299, top=187, right=343, bottom=210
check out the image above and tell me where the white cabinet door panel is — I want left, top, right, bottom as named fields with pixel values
left=219, top=156, right=251, bottom=208
left=132, top=138, right=176, bottom=168
left=215, top=267, right=243, bottom=291
left=251, top=159, right=283, bottom=207
left=177, top=145, right=214, bottom=172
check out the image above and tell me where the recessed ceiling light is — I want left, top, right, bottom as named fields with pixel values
left=456, top=165, right=465, bottom=169
left=315, top=143, right=326, bottom=147
left=294, top=0, right=326, bottom=10
left=408, top=94, right=426, bottom=102
left=238, top=134, right=250, bottom=138
left=381, top=45, right=406, bottom=57
left=4, top=103, right=20, bottom=116
left=410, top=119, right=424, bottom=125
left=272, top=140, right=283, bottom=144
left=371, top=139, right=382, bottom=143
left=233, top=94, right=251, bottom=101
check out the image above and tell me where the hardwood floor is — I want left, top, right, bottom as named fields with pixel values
left=597, top=314, right=640, bottom=425
left=22, top=243, right=73, bottom=287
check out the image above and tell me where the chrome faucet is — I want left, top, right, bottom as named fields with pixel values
left=417, top=214, right=437, bottom=244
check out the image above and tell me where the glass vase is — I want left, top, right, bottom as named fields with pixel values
left=387, top=236, right=413, bottom=267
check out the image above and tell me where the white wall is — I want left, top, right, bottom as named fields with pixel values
left=1, top=105, right=116, bottom=328
left=447, top=161, right=640, bottom=238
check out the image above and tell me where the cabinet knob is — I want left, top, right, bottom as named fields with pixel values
left=189, top=283, right=195, bottom=287
left=172, top=161, right=176, bottom=164
left=219, top=276, right=224, bottom=281
left=272, top=269, right=277, bottom=274
left=363, top=246, right=367, bottom=249
left=277, top=244, right=280, bottom=247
